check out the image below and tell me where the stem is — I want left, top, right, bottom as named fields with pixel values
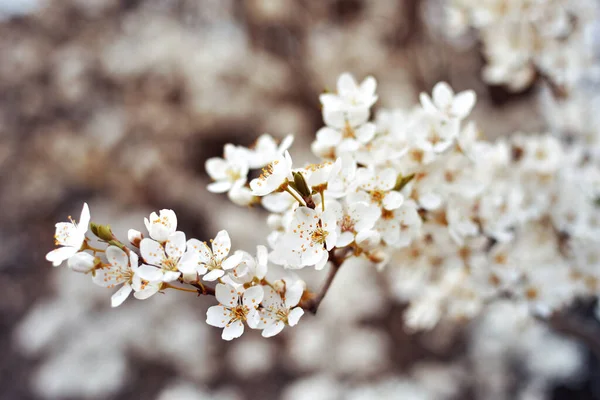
left=300, top=248, right=350, bottom=314
left=164, top=282, right=201, bottom=294
left=285, top=186, right=306, bottom=206
left=82, top=241, right=105, bottom=253
left=189, top=281, right=216, bottom=296
left=320, top=190, right=325, bottom=211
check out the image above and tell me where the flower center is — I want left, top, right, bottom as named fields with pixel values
left=162, top=258, right=179, bottom=271
left=310, top=228, right=328, bottom=245
left=259, top=160, right=279, bottom=181
left=370, top=190, right=385, bottom=204
left=341, top=215, right=355, bottom=232
left=227, top=168, right=242, bottom=182
left=342, top=122, right=355, bottom=139
left=230, top=305, right=249, bottom=322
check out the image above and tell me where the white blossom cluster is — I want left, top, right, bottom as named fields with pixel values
left=46, top=72, right=600, bottom=337
left=446, top=0, right=600, bottom=91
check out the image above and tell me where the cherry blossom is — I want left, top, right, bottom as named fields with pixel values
left=46, top=203, right=90, bottom=267
left=137, top=232, right=199, bottom=282
left=249, top=151, right=293, bottom=196
left=205, top=144, right=249, bottom=194
left=144, top=209, right=177, bottom=243
left=206, top=283, right=264, bottom=340
left=259, top=281, right=305, bottom=337
left=187, top=230, right=243, bottom=281
left=93, top=245, right=142, bottom=307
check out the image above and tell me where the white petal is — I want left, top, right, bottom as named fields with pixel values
left=222, top=251, right=243, bottom=270
left=67, top=252, right=96, bottom=273
left=452, top=90, right=476, bottom=119
left=165, top=231, right=186, bottom=259
left=133, top=282, right=161, bottom=300
left=203, top=269, right=225, bottom=282
left=262, top=321, right=285, bottom=338
left=216, top=283, right=239, bottom=307
left=419, top=93, right=438, bottom=115
left=140, top=238, right=166, bottom=266
left=136, top=265, right=164, bottom=282
left=46, top=246, right=78, bottom=267
left=205, top=158, right=229, bottom=180
left=287, top=307, right=304, bottom=326
left=187, top=238, right=212, bottom=264
left=177, top=250, right=199, bottom=274
left=383, top=191, right=404, bottom=210
left=106, top=245, right=128, bottom=269
left=207, top=181, right=233, bottom=193
left=111, top=284, right=132, bottom=307
left=316, top=126, right=342, bottom=146
left=222, top=320, right=244, bottom=340
left=212, top=230, right=231, bottom=261
left=246, top=309, right=261, bottom=329
left=207, top=305, right=230, bottom=328
left=354, top=123, right=376, bottom=143
left=432, top=82, right=453, bottom=110
left=77, top=203, right=91, bottom=236
left=242, top=286, right=264, bottom=308
left=162, top=271, right=181, bottom=282
left=359, top=76, right=376, bottom=97
left=284, top=282, right=304, bottom=308
left=313, top=251, right=329, bottom=270
left=337, top=72, right=357, bottom=96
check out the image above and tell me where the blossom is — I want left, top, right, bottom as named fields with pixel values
left=314, top=122, right=376, bottom=154
left=228, top=245, right=269, bottom=285
left=206, top=283, right=264, bottom=340
left=93, top=245, right=142, bottom=307
left=242, top=133, right=294, bottom=168
left=376, top=200, right=422, bottom=247
left=144, top=209, right=177, bottom=243
left=419, top=82, right=476, bottom=121
left=327, top=199, right=380, bottom=247
left=249, top=151, right=293, bottom=196
left=271, top=207, right=338, bottom=270
left=46, top=203, right=90, bottom=267
left=259, top=280, right=305, bottom=337
left=348, top=167, right=404, bottom=211
left=67, top=252, right=97, bottom=273
left=137, top=232, right=199, bottom=282
left=188, top=230, right=243, bottom=281
left=205, top=144, right=249, bottom=193
left=320, top=73, right=378, bottom=128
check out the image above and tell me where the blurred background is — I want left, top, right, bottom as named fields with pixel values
left=2, top=0, right=600, bottom=399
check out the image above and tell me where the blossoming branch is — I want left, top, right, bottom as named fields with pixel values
left=46, top=73, right=600, bottom=340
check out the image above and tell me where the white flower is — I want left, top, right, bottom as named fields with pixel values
left=376, top=200, right=422, bottom=247
left=144, top=209, right=177, bottom=243
left=46, top=203, right=90, bottom=267
left=206, top=283, right=264, bottom=340
left=328, top=200, right=380, bottom=247
left=227, top=180, right=257, bottom=207
left=302, top=158, right=342, bottom=190
left=188, top=230, right=243, bottom=281
left=315, top=122, right=376, bottom=154
left=67, top=252, right=97, bottom=273
left=249, top=151, right=293, bottom=196
left=205, top=144, right=249, bottom=193
left=137, top=232, right=199, bottom=282
left=409, top=111, right=460, bottom=154
left=348, top=167, right=404, bottom=211
left=259, top=281, right=305, bottom=337
left=228, top=245, right=269, bottom=285
left=419, top=82, right=476, bottom=121
left=127, top=229, right=143, bottom=247
left=320, top=73, right=378, bottom=128
left=271, top=207, right=338, bottom=270
left=243, top=133, right=294, bottom=168
left=93, top=245, right=142, bottom=307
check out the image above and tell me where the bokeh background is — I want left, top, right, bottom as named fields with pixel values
left=2, top=0, right=600, bottom=399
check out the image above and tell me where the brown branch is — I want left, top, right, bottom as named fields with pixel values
left=188, top=281, right=215, bottom=296
left=300, top=247, right=350, bottom=314
left=543, top=309, right=600, bottom=360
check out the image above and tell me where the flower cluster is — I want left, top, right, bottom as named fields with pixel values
left=47, top=72, right=600, bottom=338
left=446, top=0, right=600, bottom=91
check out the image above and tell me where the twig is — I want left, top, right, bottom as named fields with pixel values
left=300, top=248, right=350, bottom=314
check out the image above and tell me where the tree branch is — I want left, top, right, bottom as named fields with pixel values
left=300, top=248, right=350, bottom=314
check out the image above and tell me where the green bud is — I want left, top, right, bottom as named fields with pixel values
left=90, top=222, right=100, bottom=237
left=293, top=171, right=311, bottom=198
left=394, top=173, right=415, bottom=192
left=97, top=224, right=114, bottom=241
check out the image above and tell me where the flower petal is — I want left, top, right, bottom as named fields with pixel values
left=207, top=305, right=230, bottom=328
left=383, top=191, right=404, bottom=210
left=106, top=245, right=129, bottom=270
left=242, top=286, right=264, bottom=309
left=136, top=265, right=164, bottom=282
left=165, top=231, right=186, bottom=259
left=222, top=320, right=244, bottom=340
left=140, top=238, right=166, bottom=266
left=203, top=269, right=225, bottom=282
left=452, top=90, right=476, bottom=119
left=212, top=230, right=231, bottom=261
left=287, top=307, right=304, bottom=326
left=222, top=251, right=243, bottom=270
left=46, top=246, right=78, bottom=267
left=111, top=284, right=132, bottom=308
left=262, top=321, right=285, bottom=338
left=216, top=283, right=239, bottom=307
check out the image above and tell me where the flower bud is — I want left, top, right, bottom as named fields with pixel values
left=292, top=171, right=311, bottom=198
left=92, top=224, right=114, bottom=241
left=128, top=229, right=143, bottom=247
left=67, top=252, right=98, bottom=273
